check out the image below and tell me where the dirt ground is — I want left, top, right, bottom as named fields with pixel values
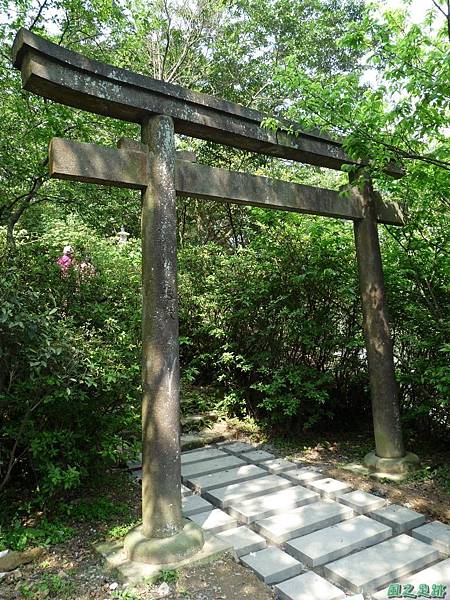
left=1, top=430, right=449, bottom=600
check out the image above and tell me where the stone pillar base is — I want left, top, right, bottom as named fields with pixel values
left=124, top=520, right=204, bottom=565
left=364, top=451, right=420, bottom=475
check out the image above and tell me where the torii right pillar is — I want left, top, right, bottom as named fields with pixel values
left=351, top=172, right=419, bottom=476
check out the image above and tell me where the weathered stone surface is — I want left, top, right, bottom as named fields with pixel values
left=306, top=478, right=353, bottom=499
left=364, top=451, right=420, bottom=474
left=240, top=450, right=275, bottom=464
left=281, top=468, right=323, bottom=485
left=412, top=521, right=450, bottom=555
left=186, top=464, right=267, bottom=493
left=189, top=508, right=237, bottom=534
left=221, top=442, right=255, bottom=454
left=369, top=505, right=425, bottom=534
left=323, top=534, right=440, bottom=594
left=260, top=458, right=299, bottom=474
left=372, top=558, right=450, bottom=600
left=215, top=526, right=267, bottom=558
left=181, top=448, right=228, bottom=465
left=227, top=485, right=319, bottom=524
left=275, top=571, right=346, bottom=600
left=182, top=495, right=213, bottom=517
left=240, top=547, right=303, bottom=585
left=13, top=29, right=405, bottom=176
left=205, top=474, right=292, bottom=509
left=284, top=515, right=392, bottom=567
left=254, top=500, right=353, bottom=544
left=338, top=490, right=386, bottom=514
left=181, top=455, right=245, bottom=480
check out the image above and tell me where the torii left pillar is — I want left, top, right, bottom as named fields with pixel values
left=123, top=115, right=204, bottom=563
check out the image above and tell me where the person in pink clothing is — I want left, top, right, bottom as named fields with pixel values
left=57, top=245, right=74, bottom=277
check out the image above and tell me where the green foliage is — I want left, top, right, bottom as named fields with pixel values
left=0, top=519, right=75, bottom=552
left=20, top=572, right=76, bottom=599
left=157, top=569, right=180, bottom=584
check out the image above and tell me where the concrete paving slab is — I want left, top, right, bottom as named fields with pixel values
left=254, top=500, right=354, bottom=544
left=372, top=557, right=450, bottom=600
left=369, top=504, right=426, bottom=534
left=221, top=441, right=256, bottom=454
left=285, top=515, right=392, bottom=567
left=306, top=478, right=353, bottom=499
left=189, top=508, right=238, bottom=534
left=216, top=526, right=267, bottom=558
left=227, top=485, right=319, bottom=524
left=181, top=455, right=245, bottom=480
left=282, top=468, right=324, bottom=485
left=241, top=450, right=275, bottom=463
left=182, top=494, right=213, bottom=516
left=205, top=474, right=292, bottom=508
left=241, top=546, right=303, bottom=585
left=338, top=491, right=386, bottom=514
left=275, top=571, right=346, bottom=600
left=181, top=448, right=227, bottom=465
left=412, top=521, right=450, bottom=556
left=186, top=464, right=267, bottom=492
left=261, top=458, right=299, bottom=474
left=323, top=534, right=440, bottom=594
left=181, top=484, right=192, bottom=497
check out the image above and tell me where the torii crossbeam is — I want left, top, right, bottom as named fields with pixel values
left=12, top=28, right=418, bottom=569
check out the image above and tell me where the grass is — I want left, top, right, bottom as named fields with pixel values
left=20, top=572, right=77, bottom=599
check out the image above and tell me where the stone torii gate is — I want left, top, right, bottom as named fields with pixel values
left=12, top=28, right=418, bottom=567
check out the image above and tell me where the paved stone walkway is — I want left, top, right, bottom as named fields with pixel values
left=178, top=442, right=450, bottom=600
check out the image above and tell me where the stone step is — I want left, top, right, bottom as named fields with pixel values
left=254, top=500, right=354, bottom=545
left=215, top=526, right=267, bottom=558
left=241, top=546, right=303, bottom=585
left=181, top=448, right=228, bottom=465
left=285, top=515, right=392, bottom=567
left=372, top=557, right=450, bottom=600
left=227, top=485, right=319, bottom=524
left=181, top=455, right=245, bottom=480
left=275, top=571, right=346, bottom=600
left=260, top=458, right=299, bottom=474
left=185, top=464, right=267, bottom=492
left=182, top=494, right=213, bottom=516
left=281, top=468, right=324, bottom=485
left=338, top=490, right=386, bottom=514
left=323, top=534, right=441, bottom=594
left=240, top=450, right=275, bottom=464
left=369, top=505, right=426, bottom=534
left=188, top=508, right=238, bottom=534
left=181, top=484, right=192, bottom=497
left=305, top=477, right=352, bottom=499
left=220, top=441, right=256, bottom=454
left=412, top=521, right=450, bottom=556
left=204, top=474, right=292, bottom=509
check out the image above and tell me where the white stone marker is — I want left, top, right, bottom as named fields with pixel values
left=221, top=442, right=255, bottom=454
left=186, top=464, right=267, bottom=492
left=372, top=557, right=450, bottom=600
left=338, top=490, right=386, bottom=514
left=412, top=521, right=450, bottom=555
left=285, top=515, right=392, bottom=567
left=306, top=477, right=352, bottom=499
left=323, top=534, right=440, bottom=594
left=261, top=458, right=299, bottom=474
left=369, top=504, right=426, bottom=534
left=181, top=448, right=228, bottom=465
left=182, top=494, right=213, bottom=516
left=240, top=450, right=275, bottom=463
left=275, top=571, right=346, bottom=600
left=241, top=546, right=303, bottom=585
left=216, top=526, right=267, bottom=558
left=181, top=455, right=245, bottom=480
left=205, top=474, right=292, bottom=508
left=254, top=500, right=354, bottom=544
left=188, top=508, right=237, bottom=534
left=227, top=485, right=319, bottom=524
left=282, top=468, right=323, bottom=485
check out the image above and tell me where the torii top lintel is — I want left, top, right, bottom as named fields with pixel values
left=12, top=28, right=401, bottom=178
